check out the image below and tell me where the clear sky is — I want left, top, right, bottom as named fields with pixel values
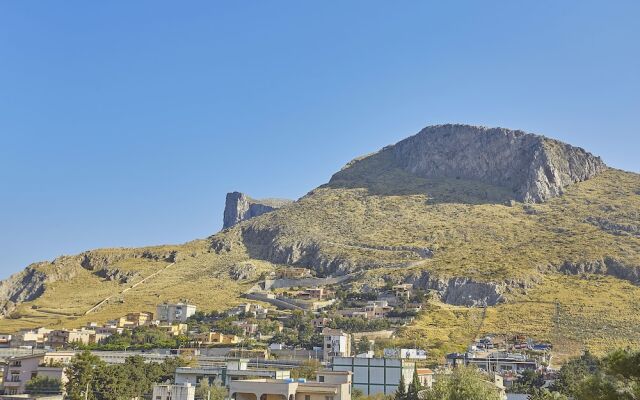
left=1, top=1, right=638, bottom=279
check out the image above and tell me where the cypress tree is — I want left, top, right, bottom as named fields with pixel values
left=407, top=367, right=423, bottom=400
left=395, top=372, right=407, bottom=400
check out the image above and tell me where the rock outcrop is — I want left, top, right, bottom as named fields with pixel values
left=0, top=265, right=52, bottom=317
left=333, top=124, right=607, bottom=203
left=223, top=192, right=292, bottom=228
left=0, top=247, right=179, bottom=317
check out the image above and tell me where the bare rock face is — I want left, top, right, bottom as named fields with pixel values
left=223, top=192, right=292, bottom=228
left=390, top=124, right=607, bottom=202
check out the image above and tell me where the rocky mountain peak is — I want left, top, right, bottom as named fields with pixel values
left=223, top=192, right=292, bottom=228
left=333, top=124, right=607, bottom=203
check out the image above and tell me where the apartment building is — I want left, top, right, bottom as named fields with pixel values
left=13, top=328, right=52, bottom=349
left=322, top=328, right=352, bottom=361
left=230, top=371, right=352, bottom=400
left=156, top=303, right=197, bottom=323
left=175, top=359, right=290, bottom=387
left=152, top=383, right=195, bottom=400
left=2, top=352, right=73, bottom=396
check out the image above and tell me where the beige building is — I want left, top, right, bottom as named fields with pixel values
left=194, top=331, right=240, bottom=345
left=392, top=284, right=413, bottom=300
left=230, top=371, right=352, bottom=400
left=112, top=311, right=154, bottom=328
left=156, top=323, right=188, bottom=336
left=152, top=383, right=195, bottom=400
left=363, top=301, right=392, bottom=319
left=232, top=321, right=259, bottom=336
left=276, top=268, right=312, bottom=279
left=49, top=329, right=97, bottom=348
left=298, top=288, right=326, bottom=300
left=2, top=352, right=73, bottom=396
left=14, top=328, right=52, bottom=349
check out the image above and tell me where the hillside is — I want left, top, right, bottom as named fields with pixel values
left=1, top=124, right=639, bottom=359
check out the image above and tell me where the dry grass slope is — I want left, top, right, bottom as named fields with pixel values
left=1, top=161, right=638, bottom=365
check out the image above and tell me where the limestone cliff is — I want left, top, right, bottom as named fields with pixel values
left=331, top=124, right=607, bottom=203
left=223, top=192, right=292, bottom=228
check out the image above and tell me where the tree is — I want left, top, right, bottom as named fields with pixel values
left=395, top=372, right=407, bottom=400
left=552, top=350, right=601, bottom=396
left=65, top=351, right=186, bottom=400
left=529, top=389, right=568, bottom=400
left=65, top=350, right=104, bottom=400
left=93, top=364, right=132, bottom=400
left=25, top=376, right=62, bottom=395
left=357, top=336, right=371, bottom=354
left=421, top=367, right=502, bottom=400
left=406, top=367, right=423, bottom=400
left=510, top=369, right=545, bottom=394
left=291, top=359, right=322, bottom=380
left=195, top=379, right=228, bottom=400
left=352, top=388, right=365, bottom=400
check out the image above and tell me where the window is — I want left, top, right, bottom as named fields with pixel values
left=325, top=396, right=334, bottom=400
left=305, top=395, right=311, bottom=400
left=326, top=344, right=331, bottom=349
left=319, top=376, right=325, bottom=382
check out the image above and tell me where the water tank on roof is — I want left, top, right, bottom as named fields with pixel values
left=297, top=378, right=306, bottom=383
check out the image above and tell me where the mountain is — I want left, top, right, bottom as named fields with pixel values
left=1, top=124, right=639, bottom=360
left=223, top=192, right=292, bottom=228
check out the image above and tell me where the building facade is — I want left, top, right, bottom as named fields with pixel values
left=331, top=357, right=417, bottom=396
left=152, top=383, right=195, bottom=400
left=175, top=359, right=290, bottom=388
left=156, top=303, right=197, bottom=323
left=322, top=329, right=351, bottom=361
left=2, top=352, right=72, bottom=396
left=230, top=371, right=352, bottom=400
left=446, top=352, right=538, bottom=374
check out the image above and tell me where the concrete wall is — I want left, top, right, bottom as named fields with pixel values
left=263, top=275, right=351, bottom=291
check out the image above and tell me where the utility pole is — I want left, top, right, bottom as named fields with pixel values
left=84, top=381, right=89, bottom=400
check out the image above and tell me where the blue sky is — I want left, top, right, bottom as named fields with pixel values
left=1, top=1, right=638, bottom=279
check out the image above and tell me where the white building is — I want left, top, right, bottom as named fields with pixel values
left=322, top=328, right=351, bottom=361
left=332, top=357, right=430, bottom=396
left=14, top=328, right=52, bottom=349
left=0, top=334, right=12, bottom=348
left=383, top=348, right=427, bottom=360
left=230, top=371, right=352, bottom=400
left=175, top=359, right=290, bottom=387
left=152, top=383, right=195, bottom=400
left=156, top=303, right=197, bottom=323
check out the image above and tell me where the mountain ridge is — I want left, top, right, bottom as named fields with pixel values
left=1, top=124, right=638, bottom=358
